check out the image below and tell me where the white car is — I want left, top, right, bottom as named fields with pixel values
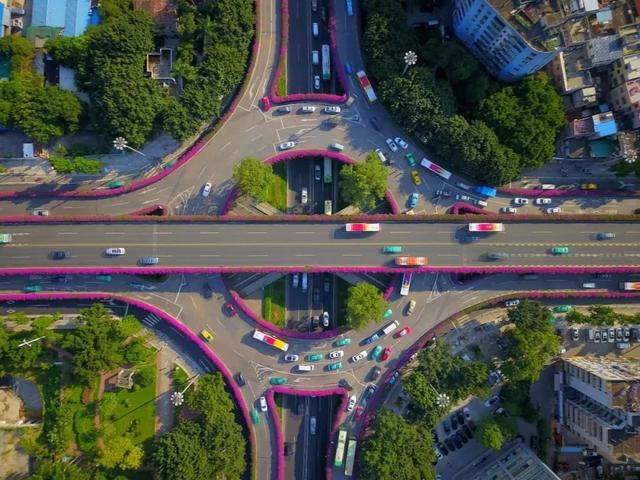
left=456, top=194, right=471, bottom=201
left=105, top=247, right=126, bottom=256
left=314, top=164, right=321, bottom=180
left=292, top=273, right=299, bottom=288
left=394, top=137, right=408, bottom=149
left=284, top=354, right=299, bottom=362
left=546, top=207, right=561, bottom=214
left=260, top=396, right=268, bottom=412
left=279, top=141, right=296, bottom=150
left=310, top=416, right=317, bottom=434
left=463, top=407, right=471, bottom=420
left=329, top=350, right=344, bottom=359
left=513, top=198, right=529, bottom=205
left=202, top=182, right=212, bottom=197
left=322, top=311, right=330, bottom=327
left=324, top=106, right=341, bottom=114
left=484, top=395, right=499, bottom=407
left=434, top=448, right=443, bottom=461
left=505, top=299, right=520, bottom=307
left=347, top=395, right=356, bottom=412
left=500, top=206, right=516, bottom=214
left=351, top=350, right=367, bottom=363
left=32, top=209, right=49, bottom=216
left=301, top=105, right=316, bottom=113
left=534, top=198, right=551, bottom=205
left=385, top=138, right=398, bottom=152
left=314, top=75, right=321, bottom=90
left=301, top=188, right=308, bottom=204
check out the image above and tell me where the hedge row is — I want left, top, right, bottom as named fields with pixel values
left=449, top=201, right=489, bottom=215
left=269, top=0, right=349, bottom=104
left=266, top=386, right=349, bottom=480
left=500, top=187, right=639, bottom=197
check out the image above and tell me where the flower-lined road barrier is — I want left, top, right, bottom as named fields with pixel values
left=269, top=0, right=349, bottom=104
left=221, top=149, right=401, bottom=215
left=500, top=187, right=639, bottom=197
left=266, top=386, right=349, bottom=480
left=0, top=292, right=255, bottom=473
left=449, top=202, right=489, bottom=215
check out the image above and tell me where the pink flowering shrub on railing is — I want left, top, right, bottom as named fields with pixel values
left=266, top=386, right=348, bottom=480
left=269, top=0, right=349, bottom=104
left=500, top=187, right=639, bottom=197
left=128, top=204, right=170, bottom=216
left=449, top=202, right=489, bottom=215
left=383, top=274, right=399, bottom=300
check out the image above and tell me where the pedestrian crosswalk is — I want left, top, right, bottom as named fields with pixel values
left=141, top=313, right=162, bottom=328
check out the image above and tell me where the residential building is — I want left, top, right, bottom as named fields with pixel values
left=133, top=0, right=175, bottom=32
left=562, top=356, right=640, bottom=463
left=32, top=0, right=91, bottom=37
left=567, top=111, right=618, bottom=139
left=453, top=442, right=560, bottom=480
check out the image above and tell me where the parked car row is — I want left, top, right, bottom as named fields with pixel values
left=585, top=326, right=638, bottom=343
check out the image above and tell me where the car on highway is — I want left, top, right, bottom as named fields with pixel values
left=485, top=395, right=499, bottom=407
left=546, top=207, right=561, bottom=214
left=261, top=96, right=271, bottom=111
left=505, top=299, right=520, bottom=307
left=347, top=395, right=357, bottom=412
left=270, top=377, right=287, bottom=385
left=50, top=250, right=70, bottom=260
left=383, top=245, right=402, bottom=254
left=404, top=152, right=416, bottom=166
left=301, top=188, right=308, bottom=204
left=324, top=106, right=341, bottom=114
left=259, top=396, right=268, bottom=412
left=406, top=300, right=416, bottom=315
left=107, top=180, right=124, bottom=189
left=395, top=326, right=411, bottom=338
left=455, top=194, right=471, bottom=201
left=385, top=138, right=398, bottom=152
left=24, top=285, right=43, bottom=293
left=513, top=197, right=529, bottom=205
left=351, top=350, right=368, bottom=363
left=487, top=252, right=508, bottom=261
left=202, top=182, right=212, bottom=197
left=329, top=350, right=344, bottom=359
left=327, top=361, right=343, bottom=371
left=314, top=164, right=321, bottom=180
left=306, top=353, right=323, bottom=362
left=310, top=416, right=317, bottom=434
left=314, top=75, right=321, bottom=90
left=410, top=170, right=421, bottom=185
left=279, top=141, right=296, bottom=150
left=278, top=105, right=291, bottom=113
left=344, top=62, right=353, bottom=74
left=138, top=256, right=159, bottom=265
left=301, top=105, right=316, bottom=113
left=535, top=198, right=551, bottom=205
left=354, top=405, right=364, bottom=420
left=284, top=442, right=294, bottom=456
left=322, top=311, right=330, bottom=327
left=334, top=338, right=351, bottom=347
left=284, top=354, right=299, bottom=362
left=96, top=275, right=112, bottom=282
left=381, top=347, right=392, bottom=361
left=395, top=256, right=427, bottom=266
left=596, top=232, right=615, bottom=240
left=500, top=206, right=517, bottom=214
left=394, top=137, right=409, bottom=149
left=581, top=183, right=597, bottom=190
left=235, top=372, right=246, bottom=386
left=371, top=345, right=383, bottom=360
left=409, top=192, right=419, bottom=208
left=251, top=408, right=260, bottom=425
left=200, top=329, right=214, bottom=342
left=32, top=209, right=49, bottom=216
left=105, top=247, right=125, bottom=256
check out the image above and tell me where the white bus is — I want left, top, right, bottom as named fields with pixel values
left=468, top=223, right=505, bottom=232
left=252, top=329, right=289, bottom=352
left=344, top=439, right=357, bottom=476
left=620, top=282, right=640, bottom=291
left=420, top=157, right=452, bottom=180
left=334, top=429, right=348, bottom=467
left=400, top=272, right=413, bottom=296
left=321, top=44, right=331, bottom=81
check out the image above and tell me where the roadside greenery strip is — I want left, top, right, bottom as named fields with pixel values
left=0, top=291, right=255, bottom=474
left=269, top=0, right=349, bottom=103
left=266, top=386, right=349, bottom=480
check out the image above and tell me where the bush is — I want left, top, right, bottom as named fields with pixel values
left=49, top=155, right=102, bottom=174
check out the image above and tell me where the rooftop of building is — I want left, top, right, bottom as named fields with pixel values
left=565, top=356, right=640, bottom=381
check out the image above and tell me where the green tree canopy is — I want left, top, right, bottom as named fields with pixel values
left=361, top=409, right=436, bottom=480
left=339, top=153, right=389, bottom=210
left=477, top=418, right=505, bottom=451
left=31, top=460, right=91, bottom=480
left=507, top=300, right=553, bottom=331
left=232, top=156, right=275, bottom=203
left=402, top=370, right=447, bottom=425
left=345, top=282, right=387, bottom=330
left=99, top=436, right=143, bottom=470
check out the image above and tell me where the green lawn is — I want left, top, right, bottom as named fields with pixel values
left=334, top=278, right=351, bottom=327
left=264, top=162, right=287, bottom=211
left=275, top=56, right=287, bottom=96
left=70, top=378, right=100, bottom=453
left=263, top=277, right=286, bottom=328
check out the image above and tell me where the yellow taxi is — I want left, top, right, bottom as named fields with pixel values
left=580, top=183, right=597, bottom=190
left=411, top=170, right=421, bottom=186
left=200, top=329, right=214, bottom=342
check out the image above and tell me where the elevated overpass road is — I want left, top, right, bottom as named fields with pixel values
left=2, top=222, right=640, bottom=268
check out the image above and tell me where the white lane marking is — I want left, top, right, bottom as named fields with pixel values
left=111, top=201, right=129, bottom=207
left=155, top=232, right=173, bottom=235
left=438, top=254, right=460, bottom=257
left=199, top=254, right=220, bottom=257
left=157, top=255, right=173, bottom=258
left=62, top=206, right=83, bottom=209
left=626, top=231, right=640, bottom=234
left=220, top=141, right=231, bottom=151
left=533, top=231, right=553, bottom=234
left=57, top=232, right=77, bottom=235
left=462, top=296, right=478, bottom=304
left=389, top=231, right=411, bottom=234
left=142, top=198, right=160, bottom=205
left=139, top=186, right=156, bottom=194
left=248, top=254, right=269, bottom=257
left=295, top=254, right=316, bottom=257
left=247, top=231, right=267, bottom=234
left=295, top=231, right=316, bottom=234
left=343, top=254, right=363, bottom=257
left=105, top=232, right=125, bottom=235
left=199, top=231, right=220, bottom=235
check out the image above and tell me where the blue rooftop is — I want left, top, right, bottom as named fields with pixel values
left=595, top=118, right=618, bottom=137
left=32, top=0, right=91, bottom=37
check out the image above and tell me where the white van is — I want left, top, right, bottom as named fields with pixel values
left=329, top=143, right=344, bottom=151
left=312, top=22, right=319, bottom=37
left=312, top=50, right=319, bottom=65
left=582, top=282, right=596, bottom=289
left=474, top=199, right=488, bottom=207
left=375, top=148, right=387, bottom=164
left=302, top=273, right=308, bottom=292
left=588, top=329, right=594, bottom=341
left=298, top=364, right=314, bottom=372
left=541, top=184, right=556, bottom=190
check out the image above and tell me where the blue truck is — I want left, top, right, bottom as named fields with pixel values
left=475, top=186, right=497, bottom=197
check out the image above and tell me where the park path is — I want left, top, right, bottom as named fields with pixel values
left=155, top=345, right=175, bottom=435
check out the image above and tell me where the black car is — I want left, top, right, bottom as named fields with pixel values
left=456, top=431, right=468, bottom=444
left=203, top=281, right=213, bottom=298
left=451, top=434, right=463, bottom=449
left=445, top=437, right=457, bottom=451
left=50, top=275, right=67, bottom=283
left=442, top=419, right=451, bottom=434
left=468, top=420, right=477, bottom=431
left=235, top=372, right=246, bottom=387
left=284, top=442, right=294, bottom=456
left=312, top=289, right=320, bottom=304
left=456, top=409, right=465, bottom=426
left=370, top=366, right=381, bottom=381
left=339, top=378, right=353, bottom=391
left=462, top=424, right=473, bottom=439
left=450, top=414, right=458, bottom=430
left=50, top=250, right=70, bottom=260
left=324, top=276, right=331, bottom=292
left=369, top=117, right=380, bottom=131
left=436, top=442, right=448, bottom=456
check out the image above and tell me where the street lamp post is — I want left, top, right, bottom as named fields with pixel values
left=170, top=374, right=198, bottom=407
left=403, top=50, right=418, bottom=75
left=113, top=136, right=146, bottom=157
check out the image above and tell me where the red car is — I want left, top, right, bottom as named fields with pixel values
left=261, top=96, right=271, bottom=111
left=354, top=405, right=364, bottom=420
left=394, top=326, right=411, bottom=338
left=224, top=302, right=237, bottom=317
left=381, top=347, right=392, bottom=361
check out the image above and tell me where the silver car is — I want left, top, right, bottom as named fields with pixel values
left=328, top=350, right=344, bottom=359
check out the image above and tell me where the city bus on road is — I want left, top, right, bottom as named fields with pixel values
left=345, top=223, right=380, bottom=232
left=621, top=282, right=640, bottom=291
left=395, top=256, right=427, bottom=266
left=334, top=429, right=348, bottom=467
left=400, top=272, right=413, bottom=296
left=321, top=44, right=331, bottom=81
left=344, top=438, right=357, bottom=476
left=253, top=329, right=289, bottom=352
left=324, top=157, right=332, bottom=183
left=420, top=157, right=452, bottom=180
left=356, top=70, right=377, bottom=103
left=468, top=223, right=505, bottom=232
left=0, top=233, right=12, bottom=244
